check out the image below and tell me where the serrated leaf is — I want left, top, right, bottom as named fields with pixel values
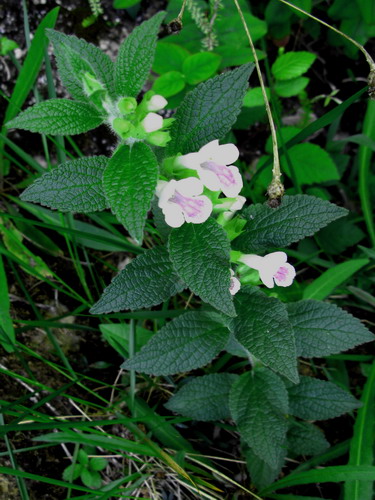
left=274, top=76, right=309, bottom=97
left=90, top=246, right=185, bottom=314
left=63, top=463, right=83, bottom=481
left=167, top=63, right=253, bottom=155
left=47, top=29, right=116, bottom=100
left=287, top=421, right=330, bottom=457
left=182, top=52, right=221, bottom=85
left=115, top=11, right=165, bottom=97
left=287, top=300, right=374, bottom=358
left=165, top=373, right=238, bottom=421
left=229, top=369, right=289, bottom=468
left=90, top=457, right=107, bottom=471
left=272, top=51, right=316, bottom=80
left=232, top=287, right=298, bottom=383
left=81, top=468, right=101, bottom=489
left=316, top=217, right=365, bottom=255
left=6, top=99, right=103, bottom=135
left=288, top=376, right=361, bottom=420
left=122, top=311, right=229, bottom=375
left=168, top=218, right=235, bottom=317
left=281, top=143, right=340, bottom=186
left=233, top=195, right=348, bottom=253
left=303, top=259, right=369, bottom=300
left=244, top=444, right=285, bottom=490
left=20, top=156, right=108, bottom=213
left=103, top=143, right=158, bottom=243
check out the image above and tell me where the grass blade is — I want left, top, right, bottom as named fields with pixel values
left=344, top=361, right=375, bottom=500
left=260, top=466, right=375, bottom=495
left=358, top=100, right=375, bottom=247
left=303, top=258, right=369, bottom=300
left=0, top=251, right=15, bottom=352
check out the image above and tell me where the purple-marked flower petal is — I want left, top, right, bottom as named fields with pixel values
left=157, top=178, right=213, bottom=228
left=239, top=251, right=296, bottom=289
left=230, top=269, right=241, bottom=295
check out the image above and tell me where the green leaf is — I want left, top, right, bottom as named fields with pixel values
left=281, top=143, right=340, bottom=186
left=316, top=217, right=365, bottom=255
left=114, top=0, right=141, bottom=7
left=99, top=323, right=153, bottom=357
left=47, top=29, right=116, bottom=100
left=0, top=254, right=15, bottom=352
left=216, top=13, right=267, bottom=46
left=287, top=421, right=330, bottom=457
left=115, top=11, right=165, bottom=97
left=165, top=373, right=238, bottom=421
left=20, top=156, right=109, bottom=213
left=90, top=457, right=107, bottom=472
left=63, top=463, right=83, bottom=481
left=260, top=466, right=375, bottom=495
left=152, top=71, right=186, bottom=98
left=103, top=143, right=158, bottom=243
left=287, top=300, right=374, bottom=358
left=345, top=361, right=375, bottom=500
left=168, top=219, right=235, bottom=317
left=288, top=376, right=361, bottom=420
left=232, top=287, right=298, bottom=383
left=274, top=76, right=309, bottom=97
left=6, top=99, right=103, bottom=135
left=303, top=259, right=369, bottom=300
left=182, top=52, right=221, bottom=85
left=167, top=63, right=253, bottom=155
left=233, top=195, right=348, bottom=253
left=229, top=369, right=289, bottom=468
left=245, top=445, right=285, bottom=490
left=122, top=311, right=229, bottom=375
left=272, top=51, right=316, bottom=80
left=90, top=246, right=185, bottom=314
left=153, top=42, right=190, bottom=74
left=81, top=468, right=101, bottom=489
left=78, top=449, right=89, bottom=466
left=3, top=8, right=59, bottom=125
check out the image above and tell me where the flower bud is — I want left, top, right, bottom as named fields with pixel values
left=141, top=112, right=163, bottom=133
left=112, top=118, right=132, bottom=138
left=147, top=130, right=171, bottom=147
left=81, top=72, right=104, bottom=96
left=118, top=97, right=138, bottom=114
left=147, top=94, right=168, bottom=111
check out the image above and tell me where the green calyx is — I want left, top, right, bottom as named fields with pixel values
left=118, top=96, right=138, bottom=114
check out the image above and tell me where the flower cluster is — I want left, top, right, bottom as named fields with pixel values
left=156, top=139, right=243, bottom=228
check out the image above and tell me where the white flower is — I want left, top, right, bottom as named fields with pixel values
left=147, top=95, right=168, bottom=111
left=156, top=178, right=213, bottom=228
left=142, top=112, right=163, bottom=133
left=239, top=251, right=296, bottom=289
left=220, top=195, right=246, bottom=220
left=229, top=269, right=241, bottom=295
left=178, top=139, right=243, bottom=197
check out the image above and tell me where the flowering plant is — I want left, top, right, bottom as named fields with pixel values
left=7, top=11, right=374, bottom=492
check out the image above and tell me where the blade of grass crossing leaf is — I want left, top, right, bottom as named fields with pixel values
left=344, top=361, right=375, bottom=500
left=358, top=100, right=375, bottom=247
left=303, top=259, right=369, bottom=300
left=260, top=466, right=375, bottom=494
left=0, top=252, right=15, bottom=352
left=2, top=7, right=59, bottom=125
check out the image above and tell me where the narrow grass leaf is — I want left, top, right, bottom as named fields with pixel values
left=303, top=259, right=369, bottom=300
left=344, top=361, right=375, bottom=500
left=260, top=466, right=375, bottom=495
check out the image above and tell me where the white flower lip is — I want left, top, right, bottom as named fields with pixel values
left=178, top=139, right=242, bottom=197
left=239, top=251, right=296, bottom=288
left=230, top=269, right=241, bottom=295
left=157, top=177, right=213, bottom=228
left=147, top=95, right=168, bottom=111
left=142, top=112, right=163, bottom=133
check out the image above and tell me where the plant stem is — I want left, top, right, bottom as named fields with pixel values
left=233, top=0, right=284, bottom=201
left=276, top=0, right=375, bottom=75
